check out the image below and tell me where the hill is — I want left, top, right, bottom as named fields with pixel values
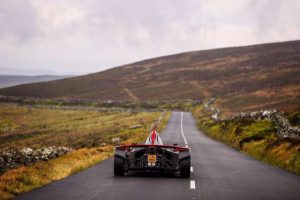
left=0, top=68, right=56, bottom=76
left=0, top=40, right=299, bottom=112
left=0, top=75, right=70, bottom=88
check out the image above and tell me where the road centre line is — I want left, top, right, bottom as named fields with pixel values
left=190, top=180, right=196, bottom=189
left=180, top=112, right=188, bottom=146
left=180, top=112, right=195, bottom=190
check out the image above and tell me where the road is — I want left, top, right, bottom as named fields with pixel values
left=17, top=112, right=300, bottom=200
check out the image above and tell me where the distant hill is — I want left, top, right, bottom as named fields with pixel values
left=0, top=40, right=299, bottom=112
left=0, top=68, right=56, bottom=76
left=0, top=75, right=70, bottom=88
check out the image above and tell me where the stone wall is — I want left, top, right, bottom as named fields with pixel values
left=203, top=98, right=300, bottom=139
left=232, top=110, right=300, bottom=139
left=0, top=146, right=73, bottom=174
left=204, top=98, right=221, bottom=121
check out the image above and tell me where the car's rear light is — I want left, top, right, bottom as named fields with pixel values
left=116, top=146, right=128, bottom=150
left=175, top=147, right=189, bottom=152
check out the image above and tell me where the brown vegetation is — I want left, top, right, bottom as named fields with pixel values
left=0, top=40, right=299, bottom=112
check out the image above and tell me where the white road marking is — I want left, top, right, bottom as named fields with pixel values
left=190, top=180, right=196, bottom=189
left=181, top=113, right=195, bottom=191
left=180, top=112, right=188, bottom=146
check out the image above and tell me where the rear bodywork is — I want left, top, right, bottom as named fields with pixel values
left=114, top=144, right=190, bottom=177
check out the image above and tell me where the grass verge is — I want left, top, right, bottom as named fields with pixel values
left=192, top=106, right=300, bottom=175
left=0, top=147, right=112, bottom=199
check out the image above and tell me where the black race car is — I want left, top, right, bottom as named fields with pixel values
left=114, top=131, right=190, bottom=178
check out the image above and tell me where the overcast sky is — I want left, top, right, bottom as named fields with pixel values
left=0, top=0, right=299, bottom=75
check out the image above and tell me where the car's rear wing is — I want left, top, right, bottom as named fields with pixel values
left=115, top=144, right=189, bottom=151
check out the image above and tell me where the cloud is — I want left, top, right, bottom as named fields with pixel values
left=0, top=0, right=37, bottom=42
left=0, top=0, right=299, bottom=74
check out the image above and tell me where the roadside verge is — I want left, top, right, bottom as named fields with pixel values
left=192, top=106, right=300, bottom=175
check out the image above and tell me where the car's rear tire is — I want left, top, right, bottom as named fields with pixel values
left=114, top=156, right=125, bottom=176
left=180, top=158, right=190, bottom=178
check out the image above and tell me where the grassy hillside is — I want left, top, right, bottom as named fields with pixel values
left=0, top=40, right=299, bottom=112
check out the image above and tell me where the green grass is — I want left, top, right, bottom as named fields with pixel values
left=192, top=105, right=300, bottom=175
left=0, top=103, right=169, bottom=150
left=288, top=111, right=300, bottom=126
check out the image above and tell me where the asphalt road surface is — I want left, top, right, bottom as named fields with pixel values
left=17, top=112, right=300, bottom=200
